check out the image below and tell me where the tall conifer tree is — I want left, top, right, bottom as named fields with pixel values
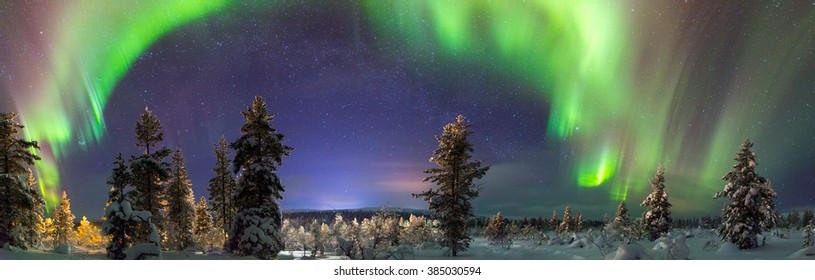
left=103, top=153, right=132, bottom=259
left=0, top=112, right=42, bottom=248
left=20, top=168, right=45, bottom=248
left=165, top=148, right=195, bottom=250
left=227, top=96, right=293, bottom=259
left=558, top=206, right=573, bottom=234
left=714, top=139, right=778, bottom=249
left=128, top=107, right=171, bottom=237
left=208, top=135, right=236, bottom=233
left=641, top=165, right=672, bottom=241
left=549, top=210, right=559, bottom=232
left=414, top=115, right=490, bottom=257
left=194, top=197, right=214, bottom=237
left=53, top=191, right=76, bottom=247
left=575, top=211, right=583, bottom=232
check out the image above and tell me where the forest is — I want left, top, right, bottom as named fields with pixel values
left=0, top=96, right=812, bottom=260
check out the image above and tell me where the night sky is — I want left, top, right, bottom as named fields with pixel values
left=1, top=1, right=814, bottom=220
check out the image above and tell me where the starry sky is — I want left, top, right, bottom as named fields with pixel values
left=1, top=0, right=814, bottom=220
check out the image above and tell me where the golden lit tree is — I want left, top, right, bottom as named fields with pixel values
left=52, top=191, right=76, bottom=247
left=76, top=216, right=103, bottom=248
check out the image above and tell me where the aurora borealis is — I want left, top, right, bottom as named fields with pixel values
left=1, top=1, right=814, bottom=219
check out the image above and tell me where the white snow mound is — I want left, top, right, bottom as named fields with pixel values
left=715, top=242, right=740, bottom=255
left=609, top=244, right=651, bottom=260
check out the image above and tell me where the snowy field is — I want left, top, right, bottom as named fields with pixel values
left=3, top=228, right=814, bottom=260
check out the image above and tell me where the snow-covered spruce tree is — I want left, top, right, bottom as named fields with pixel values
left=53, top=191, right=77, bottom=251
left=484, top=212, right=507, bottom=244
left=193, top=196, right=222, bottom=252
left=640, top=165, right=673, bottom=241
left=0, top=112, right=43, bottom=249
left=102, top=153, right=162, bottom=260
left=165, top=148, right=195, bottom=251
left=102, top=153, right=132, bottom=259
left=227, top=96, right=293, bottom=259
left=104, top=200, right=162, bottom=259
left=558, top=206, right=573, bottom=234
left=193, top=197, right=213, bottom=237
left=128, top=107, right=171, bottom=240
left=413, top=115, right=490, bottom=257
left=208, top=135, right=237, bottom=235
left=803, top=223, right=814, bottom=248
left=714, top=139, right=779, bottom=250
left=18, top=168, right=46, bottom=249
left=548, top=210, right=559, bottom=233
left=606, top=201, right=638, bottom=244
left=575, top=212, right=583, bottom=232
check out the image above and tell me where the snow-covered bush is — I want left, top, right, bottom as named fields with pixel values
left=604, top=201, right=641, bottom=244
left=533, top=230, right=549, bottom=246
left=359, top=210, right=401, bottom=259
left=483, top=212, right=507, bottom=245
left=303, top=219, right=328, bottom=258
left=102, top=200, right=162, bottom=260
left=400, top=214, right=436, bottom=249
left=228, top=206, right=284, bottom=260
left=333, top=216, right=364, bottom=259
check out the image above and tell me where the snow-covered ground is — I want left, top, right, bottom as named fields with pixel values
left=2, top=228, right=814, bottom=260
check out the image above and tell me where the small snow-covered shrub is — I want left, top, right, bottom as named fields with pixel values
left=102, top=200, right=162, bottom=260
left=652, top=236, right=671, bottom=251
left=228, top=206, right=283, bottom=260
left=483, top=212, right=507, bottom=245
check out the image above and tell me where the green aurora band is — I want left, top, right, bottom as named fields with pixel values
left=9, top=0, right=815, bottom=213
left=365, top=0, right=644, bottom=201
left=12, top=0, right=230, bottom=209
left=362, top=0, right=815, bottom=213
